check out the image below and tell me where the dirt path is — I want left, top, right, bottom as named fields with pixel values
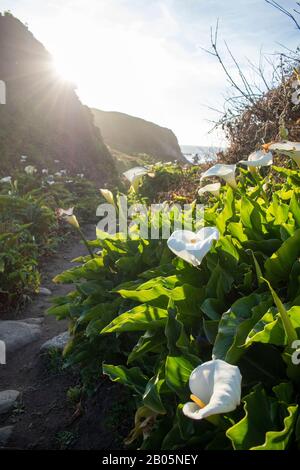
left=0, top=225, right=130, bottom=450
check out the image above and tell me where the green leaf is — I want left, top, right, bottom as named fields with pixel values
left=246, top=306, right=300, bottom=347
left=226, top=384, right=298, bottom=450
left=102, top=364, right=148, bottom=395
left=262, top=278, right=298, bottom=344
left=128, top=330, right=165, bottom=364
left=143, top=372, right=167, bottom=414
left=265, top=229, right=300, bottom=285
left=290, top=193, right=300, bottom=227
left=213, top=294, right=272, bottom=363
left=215, top=187, right=234, bottom=234
left=165, top=304, right=190, bottom=355
left=165, top=355, right=201, bottom=401
left=101, top=304, right=168, bottom=333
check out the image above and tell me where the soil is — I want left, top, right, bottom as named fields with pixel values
left=0, top=225, right=130, bottom=450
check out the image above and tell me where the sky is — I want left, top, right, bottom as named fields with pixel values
left=1, top=0, right=299, bottom=145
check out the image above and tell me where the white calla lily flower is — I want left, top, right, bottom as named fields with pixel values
left=198, top=182, right=221, bottom=197
left=239, top=150, right=273, bottom=168
left=123, top=166, right=148, bottom=191
left=0, top=176, right=12, bottom=183
left=200, top=164, right=237, bottom=188
left=183, top=359, right=242, bottom=420
left=265, top=141, right=300, bottom=167
left=167, top=227, right=219, bottom=267
left=123, top=166, right=148, bottom=183
left=25, top=165, right=37, bottom=175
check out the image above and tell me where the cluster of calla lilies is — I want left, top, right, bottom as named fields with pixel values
left=13, top=141, right=298, bottom=424
left=197, top=141, right=300, bottom=198
left=165, top=140, right=300, bottom=421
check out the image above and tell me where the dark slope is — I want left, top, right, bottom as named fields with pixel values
left=92, top=108, right=185, bottom=162
left=0, top=13, right=117, bottom=183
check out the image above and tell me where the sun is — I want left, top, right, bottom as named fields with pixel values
left=52, top=54, right=80, bottom=85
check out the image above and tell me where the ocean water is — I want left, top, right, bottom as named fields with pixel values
left=180, top=145, right=221, bottom=164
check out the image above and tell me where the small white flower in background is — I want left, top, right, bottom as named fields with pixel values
left=77, top=173, right=84, bottom=178
left=292, top=79, right=300, bottom=89
left=123, top=166, right=148, bottom=191
left=57, top=207, right=74, bottom=217
left=182, top=359, right=242, bottom=420
left=167, top=227, right=219, bottom=267
left=60, top=169, right=67, bottom=175
left=42, top=169, right=48, bottom=175
left=56, top=207, right=79, bottom=228
left=291, top=90, right=300, bottom=106
left=100, top=188, right=115, bottom=206
left=291, top=78, right=300, bottom=104
left=54, top=160, right=60, bottom=164
left=265, top=141, right=300, bottom=168
left=55, top=171, right=62, bottom=177
left=20, top=155, right=27, bottom=162
left=200, top=164, right=237, bottom=189
left=198, top=182, right=221, bottom=197
left=0, top=176, right=12, bottom=183
left=24, top=165, right=37, bottom=175
left=239, top=150, right=273, bottom=169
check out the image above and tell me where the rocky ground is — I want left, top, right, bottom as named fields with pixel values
left=0, top=225, right=131, bottom=450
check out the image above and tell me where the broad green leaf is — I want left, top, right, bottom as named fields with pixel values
left=101, top=304, right=168, bottom=333
left=143, top=373, right=167, bottom=414
left=265, top=228, right=300, bottom=285
left=246, top=306, right=300, bottom=347
left=226, top=385, right=298, bottom=450
left=128, top=330, right=165, bottom=364
left=102, top=364, right=148, bottom=395
left=165, top=355, right=201, bottom=401
left=213, top=294, right=272, bottom=363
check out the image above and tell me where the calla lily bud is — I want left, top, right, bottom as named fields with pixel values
left=100, top=189, right=115, bottom=206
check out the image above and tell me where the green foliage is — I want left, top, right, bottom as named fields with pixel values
left=0, top=170, right=102, bottom=313
left=50, top=161, right=300, bottom=449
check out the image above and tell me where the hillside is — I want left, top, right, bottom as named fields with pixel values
left=92, top=108, right=185, bottom=163
left=0, top=12, right=117, bottom=184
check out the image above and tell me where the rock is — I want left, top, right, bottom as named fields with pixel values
left=0, top=426, right=13, bottom=447
left=40, top=332, right=70, bottom=353
left=0, top=320, right=42, bottom=353
left=0, top=390, right=20, bottom=414
left=38, top=287, right=52, bottom=296
left=20, top=318, right=44, bottom=325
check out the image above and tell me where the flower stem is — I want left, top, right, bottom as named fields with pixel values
left=77, top=227, right=95, bottom=259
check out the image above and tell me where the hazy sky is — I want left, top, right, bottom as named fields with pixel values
left=1, top=0, right=299, bottom=145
